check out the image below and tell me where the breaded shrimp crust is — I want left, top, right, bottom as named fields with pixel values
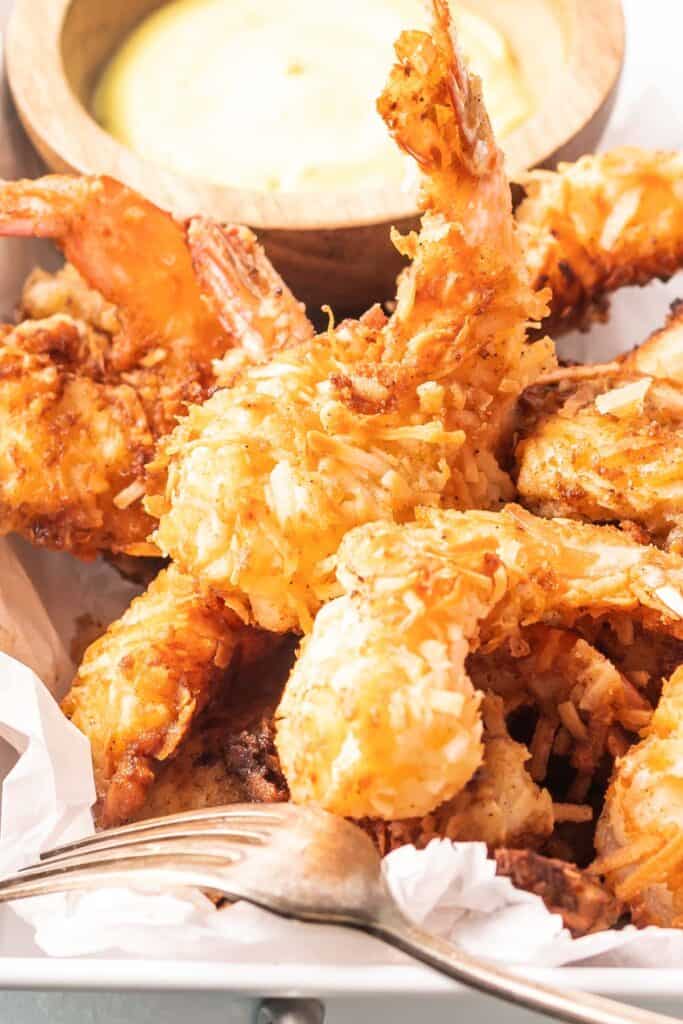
left=516, top=372, right=683, bottom=550
left=0, top=317, right=154, bottom=555
left=365, top=694, right=553, bottom=853
left=595, top=664, right=683, bottom=927
left=62, top=563, right=272, bottom=827
left=132, top=640, right=295, bottom=822
left=0, top=176, right=228, bottom=433
left=517, top=149, right=683, bottom=334
left=276, top=505, right=683, bottom=819
left=147, top=0, right=553, bottom=632
left=20, top=260, right=120, bottom=352
left=21, top=262, right=120, bottom=373
left=469, top=625, right=652, bottom=792
left=0, top=178, right=311, bottom=557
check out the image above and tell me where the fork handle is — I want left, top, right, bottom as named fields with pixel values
left=371, top=916, right=675, bottom=1024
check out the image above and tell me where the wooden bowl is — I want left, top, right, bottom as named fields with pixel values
left=6, top=0, right=624, bottom=314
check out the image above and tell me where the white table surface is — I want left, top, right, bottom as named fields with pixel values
left=0, top=0, right=682, bottom=1021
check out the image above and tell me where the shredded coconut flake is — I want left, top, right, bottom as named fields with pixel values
left=113, top=480, right=146, bottom=510
left=595, top=377, right=652, bottom=417
left=599, top=187, right=642, bottom=250
left=656, top=584, right=683, bottom=619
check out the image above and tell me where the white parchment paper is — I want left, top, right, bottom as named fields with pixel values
left=0, top=18, right=682, bottom=968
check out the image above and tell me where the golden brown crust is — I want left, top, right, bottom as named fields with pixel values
left=277, top=505, right=683, bottom=820
left=134, top=642, right=295, bottom=821
left=62, top=564, right=273, bottom=826
left=515, top=369, right=683, bottom=548
left=363, top=694, right=553, bottom=854
left=0, top=175, right=314, bottom=558
left=517, top=150, right=683, bottom=335
left=595, top=665, right=683, bottom=927
left=0, top=317, right=155, bottom=556
left=470, top=625, right=652, bottom=789
left=20, top=263, right=120, bottom=367
left=147, top=2, right=553, bottom=634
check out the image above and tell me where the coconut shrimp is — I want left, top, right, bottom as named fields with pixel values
left=515, top=300, right=683, bottom=550
left=516, top=372, right=683, bottom=551
left=0, top=177, right=311, bottom=557
left=594, top=663, right=683, bottom=927
left=0, top=315, right=156, bottom=556
left=517, top=149, right=683, bottom=335
left=63, top=563, right=274, bottom=827
left=0, top=176, right=228, bottom=432
left=146, top=0, right=554, bottom=633
left=0, top=176, right=312, bottom=432
left=276, top=505, right=683, bottom=820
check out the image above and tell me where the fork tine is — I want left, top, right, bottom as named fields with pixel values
left=23, top=836, right=247, bottom=877
left=40, top=823, right=270, bottom=864
left=43, top=804, right=289, bottom=859
left=0, top=852, right=238, bottom=906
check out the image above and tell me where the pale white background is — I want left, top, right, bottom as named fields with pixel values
left=0, top=0, right=682, bottom=1021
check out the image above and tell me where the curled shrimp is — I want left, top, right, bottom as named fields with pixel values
left=0, top=176, right=226, bottom=419
left=0, top=175, right=312, bottom=431
left=276, top=505, right=683, bottom=819
left=0, top=177, right=312, bottom=556
left=63, top=563, right=275, bottom=827
left=146, top=0, right=554, bottom=633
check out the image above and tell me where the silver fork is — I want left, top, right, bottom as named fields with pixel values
left=0, top=803, right=672, bottom=1024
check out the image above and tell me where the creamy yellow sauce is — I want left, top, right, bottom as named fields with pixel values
left=93, top=0, right=533, bottom=193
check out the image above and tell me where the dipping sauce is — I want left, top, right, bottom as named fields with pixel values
left=93, top=0, right=533, bottom=193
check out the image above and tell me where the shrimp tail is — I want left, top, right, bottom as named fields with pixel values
left=187, top=218, right=313, bottom=364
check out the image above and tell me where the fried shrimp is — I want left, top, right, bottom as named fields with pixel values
left=63, top=564, right=272, bottom=827
left=0, top=176, right=229, bottom=432
left=20, top=263, right=119, bottom=373
left=132, top=640, right=296, bottom=821
left=0, top=177, right=312, bottom=556
left=516, top=371, right=683, bottom=550
left=594, top=664, right=683, bottom=927
left=0, top=316, right=155, bottom=556
left=146, top=0, right=554, bottom=632
left=517, top=149, right=683, bottom=334
left=276, top=505, right=683, bottom=819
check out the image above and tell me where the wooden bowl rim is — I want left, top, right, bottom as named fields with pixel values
left=6, top=0, right=624, bottom=230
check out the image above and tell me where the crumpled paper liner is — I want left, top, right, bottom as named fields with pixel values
left=0, top=20, right=682, bottom=971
